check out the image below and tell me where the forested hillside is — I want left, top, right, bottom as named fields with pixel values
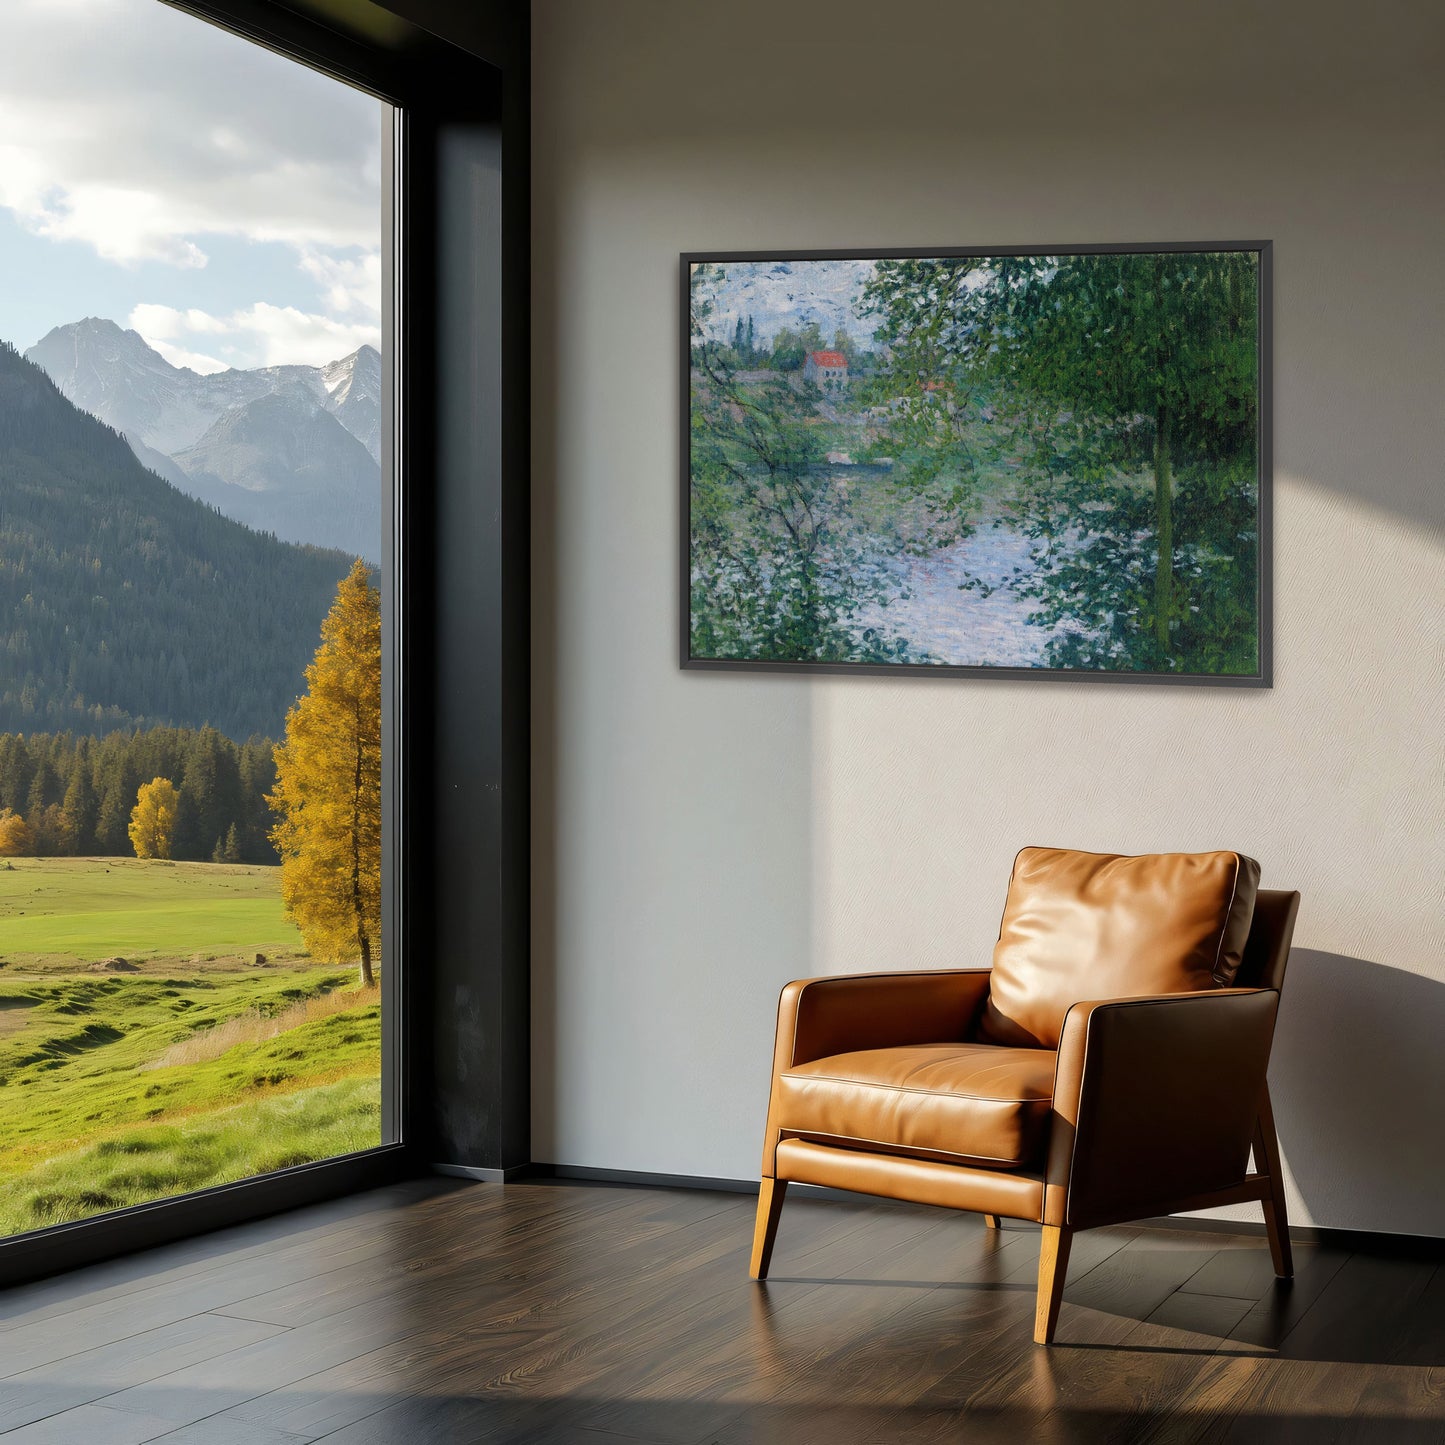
left=0, top=342, right=355, bottom=738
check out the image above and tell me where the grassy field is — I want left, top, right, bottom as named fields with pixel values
left=0, top=858, right=381, bottom=1235
left=0, top=856, right=307, bottom=965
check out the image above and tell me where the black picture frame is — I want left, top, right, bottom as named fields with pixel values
left=680, top=241, right=1272, bottom=688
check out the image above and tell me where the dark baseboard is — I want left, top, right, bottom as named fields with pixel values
left=432, top=1161, right=533, bottom=1184
left=517, top=1162, right=871, bottom=1207
left=510, top=1162, right=1445, bottom=1257
left=0, top=1143, right=415, bottom=1290
left=1136, top=1210, right=1445, bottom=1257
left=518, top=1162, right=761, bottom=1194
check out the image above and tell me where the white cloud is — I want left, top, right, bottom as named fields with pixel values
left=131, top=304, right=230, bottom=339
left=0, top=0, right=383, bottom=267
left=232, top=303, right=381, bottom=368
left=130, top=301, right=381, bottom=373
left=297, top=249, right=382, bottom=319
left=0, top=0, right=387, bottom=368
left=150, top=343, right=232, bottom=375
left=0, top=173, right=211, bottom=269
left=128, top=303, right=231, bottom=371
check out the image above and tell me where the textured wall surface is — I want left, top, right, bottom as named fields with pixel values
left=531, top=0, right=1445, bottom=1233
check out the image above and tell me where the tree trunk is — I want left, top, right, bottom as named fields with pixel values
left=1153, top=402, right=1173, bottom=659
left=351, top=717, right=374, bottom=989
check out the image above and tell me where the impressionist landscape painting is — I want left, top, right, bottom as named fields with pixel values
left=0, top=0, right=387, bottom=1235
left=686, top=247, right=1265, bottom=678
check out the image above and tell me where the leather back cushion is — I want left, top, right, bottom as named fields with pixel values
left=976, top=847, right=1261, bottom=1049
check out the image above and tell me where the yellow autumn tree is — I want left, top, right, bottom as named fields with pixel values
left=0, top=807, right=31, bottom=857
left=268, top=560, right=382, bottom=987
left=128, top=778, right=179, bottom=859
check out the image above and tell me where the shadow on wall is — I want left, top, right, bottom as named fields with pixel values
left=529, top=154, right=820, bottom=1172
left=1272, top=949, right=1445, bottom=1239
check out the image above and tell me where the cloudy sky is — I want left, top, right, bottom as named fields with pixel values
left=0, top=0, right=384, bottom=372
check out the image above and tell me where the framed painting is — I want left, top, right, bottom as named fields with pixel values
left=680, top=243, right=1271, bottom=685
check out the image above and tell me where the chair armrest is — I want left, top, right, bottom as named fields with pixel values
left=1044, top=988, right=1280, bottom=1227
left=760, top=970, right=991, bottom=1178
left=773, top=970, right=993, bottom=1073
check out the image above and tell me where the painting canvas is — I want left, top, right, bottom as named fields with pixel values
left=682, top=244, right=1270, bottom=683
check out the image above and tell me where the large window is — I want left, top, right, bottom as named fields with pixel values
left=0, top=0, right=395, bottom=1236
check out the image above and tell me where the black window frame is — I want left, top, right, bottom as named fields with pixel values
left=0, top=0, right=531, bottom=1287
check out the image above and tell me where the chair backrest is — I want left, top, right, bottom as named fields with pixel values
left=977, top=846, right=1262, bottom=1050
left=1233, top=888, right=1300, bottom=994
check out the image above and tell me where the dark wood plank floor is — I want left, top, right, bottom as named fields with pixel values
left=1, top=1178, right=1441, bottom=1443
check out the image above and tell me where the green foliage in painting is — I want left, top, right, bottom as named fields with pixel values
left=687, top=251, right=1261, bottom=675
left=861, top=251, right=1260, bottom=674
left=689, top=263, right=981, bottom=665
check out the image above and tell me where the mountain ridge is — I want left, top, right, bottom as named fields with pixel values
left=174, top=385, right=380, bottom=559
left=26, top=320, right=381, bottom=560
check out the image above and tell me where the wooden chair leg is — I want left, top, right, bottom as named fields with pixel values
left=983, top=1214, right=1001, bottom=1230
left=1254, top=1083, right=1293, bottom=1279
left=750, top=1177, right=788, bottom=1280
left=1034, top=1225, right=1072, bottom=1345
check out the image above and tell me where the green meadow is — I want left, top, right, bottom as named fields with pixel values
left=0, top=858, right=381, bottom=1234
left=0, top=856, right=305, bottom=965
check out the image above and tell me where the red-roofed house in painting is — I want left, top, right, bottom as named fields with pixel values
left=803, top=348, right=848, bottom=390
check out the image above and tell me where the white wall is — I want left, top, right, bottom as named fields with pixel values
left=531, top=0, right=1445, bottom=1235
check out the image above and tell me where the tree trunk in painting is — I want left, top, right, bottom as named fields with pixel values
left=1154, top=401, right=1173, bottom=659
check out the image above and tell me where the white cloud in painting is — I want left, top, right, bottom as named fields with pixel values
left=696, top=259, right=881, bottom=349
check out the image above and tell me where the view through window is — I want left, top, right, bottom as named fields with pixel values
left=0, top=0, right=392, bottom=1236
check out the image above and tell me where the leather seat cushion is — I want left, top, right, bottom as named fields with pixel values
left=977, top=847, right=1262, bottom=1050
left=774, top=1042, right=1056, bottom=1170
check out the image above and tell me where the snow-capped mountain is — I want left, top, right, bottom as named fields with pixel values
left=26, top=319, right=382, bottom=559
left=322, top=345, right=381, bottom=462
left=174, top=385, right=381, bottom=561
left=27, top=318, right=227, bottom=456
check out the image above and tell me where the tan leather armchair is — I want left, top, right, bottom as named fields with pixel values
left=750, top=847, right=1300, bottom=1345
